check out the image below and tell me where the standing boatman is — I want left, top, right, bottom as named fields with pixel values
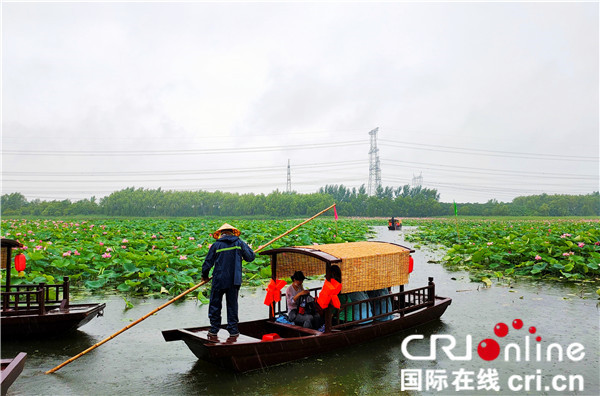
left=202, top=223, right=255, bottom=337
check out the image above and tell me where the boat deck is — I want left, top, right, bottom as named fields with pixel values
left=181, top=323, right=325, bottom=344
left=178, top=328, right=262, bottom=345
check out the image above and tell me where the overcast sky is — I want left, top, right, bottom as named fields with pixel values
left=2, top=1, right=598, bottom=204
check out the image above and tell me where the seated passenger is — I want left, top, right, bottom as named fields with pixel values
left=330, top=265, right=372, bottom=324
left=285, top=271, right=320, bottom=329
left=367, top=288, right=393, bottom=321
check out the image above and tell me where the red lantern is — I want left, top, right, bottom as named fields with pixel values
left=14, top=253, right=26, bottom=272
left=408, top=256, right=414, bottom=273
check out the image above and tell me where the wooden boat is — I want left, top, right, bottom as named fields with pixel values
left=1, top=238, right=106, bottom=339
left=163, top=241, right=451, bottom=372
left=1, top=352, right=27, bottom=396
left=388, top=217, right=402, bottom=230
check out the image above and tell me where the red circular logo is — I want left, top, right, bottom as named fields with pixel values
left=477, top=338, right=501, bottom=361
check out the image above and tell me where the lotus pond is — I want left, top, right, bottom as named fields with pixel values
left=2, top=217, right=599, bottom=302
left=0, top=218, right=375, bottom=302
left=404, top=218, right=600, bottom=286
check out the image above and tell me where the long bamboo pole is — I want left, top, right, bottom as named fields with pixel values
left=254, top=203, right=336, bottom=252
left=46, top=203, right=336, bottom=374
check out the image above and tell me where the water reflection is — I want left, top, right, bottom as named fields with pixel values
left=3, top=330, right=96, bottom=357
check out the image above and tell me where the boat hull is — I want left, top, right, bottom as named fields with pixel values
left=163, top=296, right=451, bottom=372
left=1, top=303, right=106, bottom=339
left=1, top=352, right=27, bottom=396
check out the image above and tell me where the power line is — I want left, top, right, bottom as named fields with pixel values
left=380, top=138, right=598, bottom=162
left=381, top=159, right=597, bottom=179
left=2, top=140, right=367, bottom=156
left=2, top=160, right=367, bottom=177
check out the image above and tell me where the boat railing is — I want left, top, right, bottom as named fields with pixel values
left=1, top=276, right=70, bottom=314
left=331, top=277, right=436, bottom=330
left=271, top=278, right=436, bottom=331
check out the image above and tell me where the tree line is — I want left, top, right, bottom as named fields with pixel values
left=1, top=186, right=598, bottom=217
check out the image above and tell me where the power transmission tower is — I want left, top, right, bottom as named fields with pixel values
left=412, top=172, right=423, bottom=187
left=286, top=159, right=292, bottom=193
left=368, top=127, right=381, bottom=196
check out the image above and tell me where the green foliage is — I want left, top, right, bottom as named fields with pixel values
left=2, top=188, right=598, bottom=218
left=1, top=218, right=374, bottom=298
left=406, top=218, right=600, bottom=281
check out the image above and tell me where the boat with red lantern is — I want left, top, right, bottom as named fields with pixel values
left=1, top=238, right=106, bottom=339
left=1, top=352, right=26, bottom=396
left=162, top=241, right=451, bottom=372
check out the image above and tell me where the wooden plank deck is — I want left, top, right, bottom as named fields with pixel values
left=184, top=328, right=262, bottom=344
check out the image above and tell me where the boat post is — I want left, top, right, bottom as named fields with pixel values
left=4, top=247, right=11, bottom=297
left=324, top=262, right=332, bottom=333
left=427, top=277, right=435, bottom=304
left=269, top=254, right=277, bottom=320
left=399, top=285, right=405, bottom=317
left=61, top=277, right=70, bottom=309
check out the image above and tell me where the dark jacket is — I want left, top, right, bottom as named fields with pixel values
left=202, top=234, right=255, bottom=289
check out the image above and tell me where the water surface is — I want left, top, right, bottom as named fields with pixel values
left=2, top=227, right=598, bottom=395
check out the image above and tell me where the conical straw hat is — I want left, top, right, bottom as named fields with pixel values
left=212, top=223, right=241, bottom=239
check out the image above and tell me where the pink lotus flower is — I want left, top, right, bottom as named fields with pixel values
left=74, top=250, right=80, bottom=256
left=102, top=253, right=111, bottom=258
left=63, top=251, right=72, bottom=257
left=197, top=244, right=202, bottom=248
left=106, top=247, right=113, bottom=252
left=177, top=236, right=182, bottom=240
left=578, top=243, right=585, bottom=248
left=99, top=242, right=104, bottom=246
left=151, top=235, right=157, bottom=239
left=487, top=242, right=493, bottom=246
left=189, top=237, right=195, bottom=240
left=35, top=245, right=43, bottom=250
left=535, top=255, right=542, bottom=260
left=121, top=245, right=127, bottom=249
left=179, top=255, right=187, bottom=260
left=122, top=239, right=129, bottom=243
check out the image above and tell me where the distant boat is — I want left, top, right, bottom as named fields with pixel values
left=388, top=217, right=402, bottom=230
left=1, top=238, right=106, bottom=339
left=163, top=241, right=451, bottom=372
left=1, top=352, right=27, bottom=396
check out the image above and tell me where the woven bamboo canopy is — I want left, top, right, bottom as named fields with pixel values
left=260, top=241, right=414, bottom=293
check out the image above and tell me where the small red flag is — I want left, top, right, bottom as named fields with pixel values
left=333, top=205, right=338, bottom=220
